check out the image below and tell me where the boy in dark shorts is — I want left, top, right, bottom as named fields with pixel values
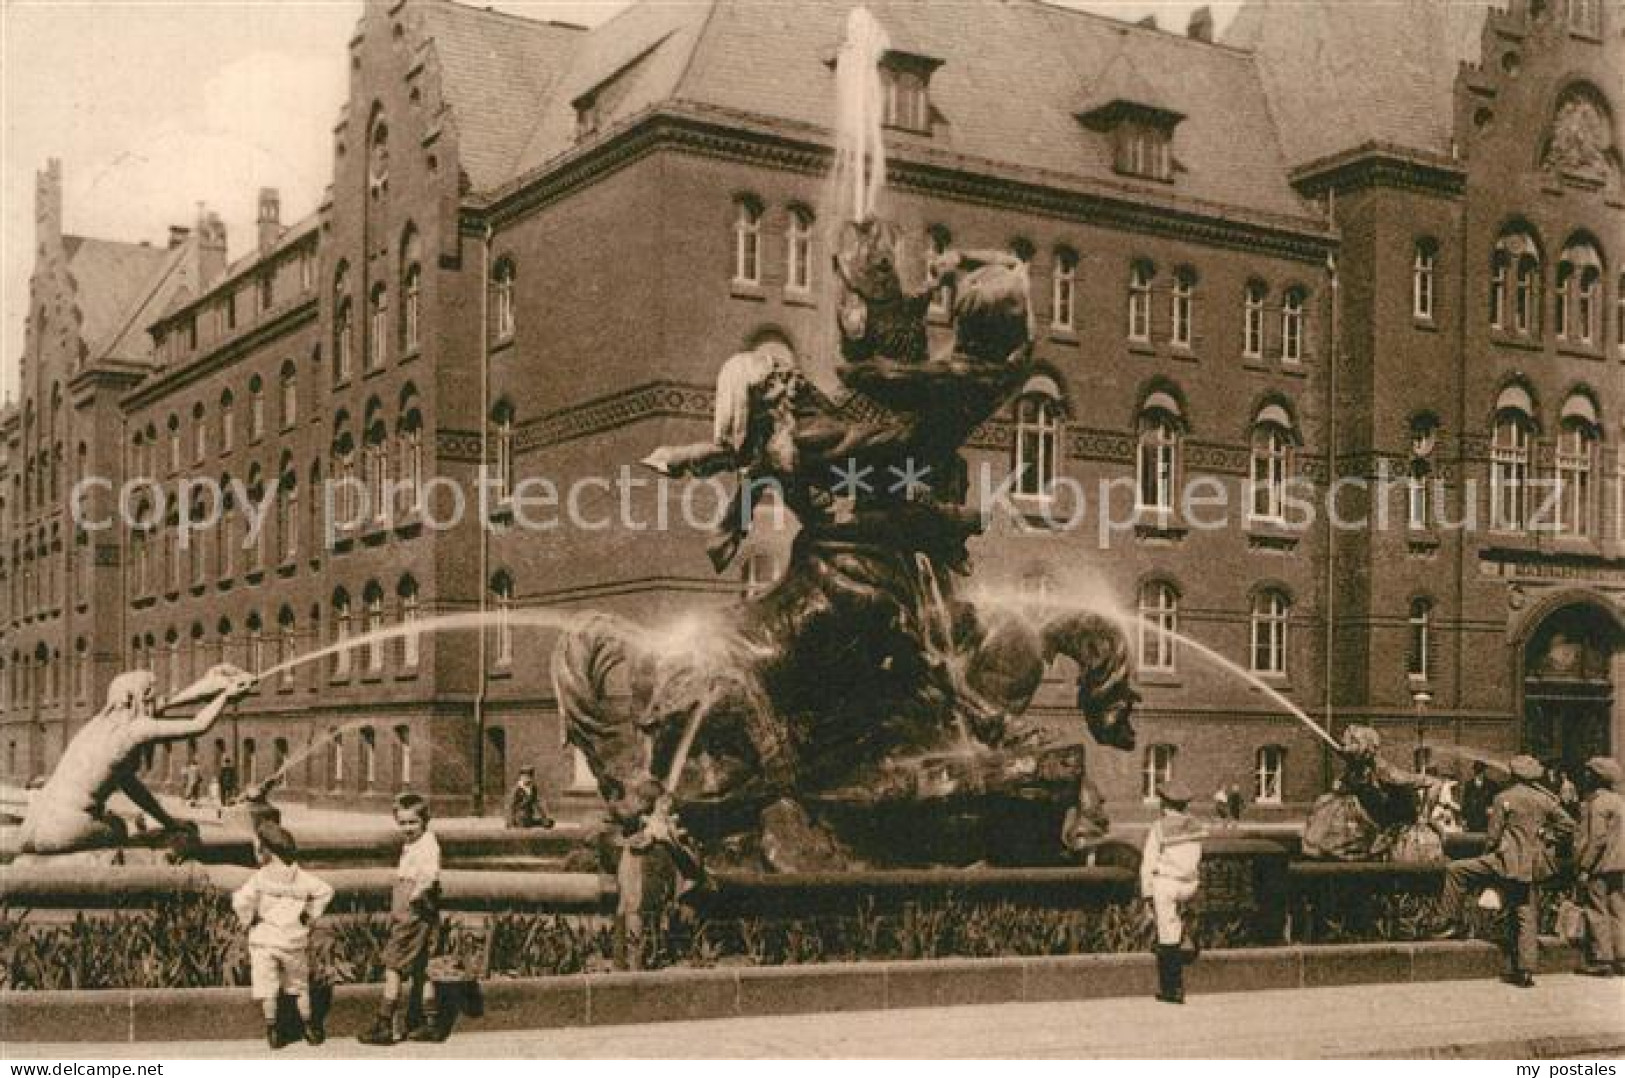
left=359, top=793, right=443, bottom=1044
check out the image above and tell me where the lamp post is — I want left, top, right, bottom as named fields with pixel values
left=1412, top=688, right=1434, bottom=772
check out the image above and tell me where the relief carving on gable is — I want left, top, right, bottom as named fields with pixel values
left=1540, top=89, right=1617, bottom=186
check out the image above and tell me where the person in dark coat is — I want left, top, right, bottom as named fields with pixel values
left=1432, top=754, right=1576, bottom=985
left=1460, top=761, right=1494, bottom=833
left=505, top=766, right=554, bottom=829
left=1575, top=757, right=1625, bottom=976
left=218, top=755, right=239, bottom=806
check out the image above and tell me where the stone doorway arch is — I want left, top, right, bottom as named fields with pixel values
left=1516, top=593, right=1622, bottom=777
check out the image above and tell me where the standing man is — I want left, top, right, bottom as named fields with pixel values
left=1461, top=761, right=1494, bottom=833
left=1575, top=757, right=1624, bottom=976
left=1432, top=754, right=1575, bottom=986
left=180, top=757, right=204, bottom=807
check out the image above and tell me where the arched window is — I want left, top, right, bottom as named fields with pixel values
left=192, top=402, right=207, bottom=464
left=364, top=581, right=385, bottom=673
left=332, top=589, right=352, bottom=678
left=245, top=464, right=266, bottom=572
left=278, top=607, right=296, bottom=688
left=167, top=414, right=181, bottom=474
left=246, top=611, right=264, bottom=675
left=786, top=207, right=814, bottom=294
left=1141, top=743, right=1176, bottom=802
left=401, top=227, right=422, bottom=352
left=332, top=416, right=358, bottom=530
left=1515, top=253, right=1540, bottom=335
left=491, top=571, right=514, bottom=667
left=492, top=257, right=516, bottom=340
left=363, top=403, right=389, bottom=525
left=1491, top=398, right=1534, bottom=531
left=1137, top=580, right=1178, bottom=672
left=1556, top=410, right=1597, bottom=537
left=1013, top=390, right=1061, bottom=501
left=492, top=400, right=515, bottom=502
left=1407, top=597, right=1433, bottom=681
left=1281, top=287, right=1306, bottom=362
left=1136, top=397, right=1181, bottom=514
left=249, top=375, right=265, bottom=441
left=1407, top=417, right=1437, bottom=530
left=1250, top=589, right=1290, bottom=675
left=1243, top=281, right=1266, bottom=359
left=1051, top=248, right=1077, bottom=331
left=395, top=726, right=413, bottom=788
left=279, top=362, right=297, bottom=430
left=1413, top=239, right=1437, bottom=320
left=732, top=198, right=762, bottom=286
left=399, top=576, right=420, bottom=670
left=1556, top=240, right=1603, bottom=344
left=277, top=458, right=298, bottom=563
left=334, top=263, right=354, bottom=382
left=397, top=392, right=423, bottom=516
left=330, top=729, right=345, bottom=788
left=361, top=728, right=377, bottom=789
left=1170, top=267, right=1196, bottom=349
left=368, top=284, right=388, bottom=371
left=1255, top=746, right=1285, bottom=805
left=1249, top=408, right=1295, bottom=523
left=1617, top=272, right=1625, bottom=353
left=1127, top=260, right=1153, bottom=342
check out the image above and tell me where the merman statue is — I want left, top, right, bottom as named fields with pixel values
left=18, top=664, right=256, bottom=855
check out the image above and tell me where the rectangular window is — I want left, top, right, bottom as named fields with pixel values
left=1051, top=257, right=1076, bottom=331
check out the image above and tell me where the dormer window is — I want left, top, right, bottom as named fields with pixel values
left=880, top=51, right=940, bottom=134
left=1076, top=68, right=1184, bottom=183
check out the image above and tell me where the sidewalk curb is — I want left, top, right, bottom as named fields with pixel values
left=1357, top=1032, right=1625, bottom=1060
left=0, top=939, right=1585, bottom=1044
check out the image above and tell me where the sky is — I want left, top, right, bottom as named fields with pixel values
left=0, top=0, right=1240, bottom=405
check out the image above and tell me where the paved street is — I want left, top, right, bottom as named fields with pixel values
left=9, top=975, right=1623, bottom=1059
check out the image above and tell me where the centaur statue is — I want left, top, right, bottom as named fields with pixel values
left=553, top=217, right=1139, bottom=871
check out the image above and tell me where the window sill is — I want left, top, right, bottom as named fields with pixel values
left=1134, top=515, right=1187, bottom=543
left=277, top=559, right=297, bottom=577
left=361, top=523, right=390, bottom=546
left=400, top=347, right=421, bottom=364
left=1279, top=360, right=1308, bottom=376
left=784, top=288, right=816, bottom=308
left=1406, top=530, right=1442, bottom=555
left=1555, top=343, right=1605, bottom=362
left=189, top=581, right=209, bottom=597
left=395, top=668, right=420, bottom=682
left=1489, top=332, right=1543, bottom=353
left=1245, top=522, right=1301, bottom=552
left=1048, top=327, right=1079, bottom=345
left=1138, top=670, right=1181, bottom=688
left=1412, top=317, right=1439, bottom=333
left=729, top=281, right=765, bottom=301
left=360, top=673, right=384, bottom=685
left=1127, top=339, right=1155, bottom=357
left=489, top=665, right=514, bottom=680
left=245, top=567, right=266, bottom=585
left=1544, top=535, right=1604, bottom=559
left=1241, top=356, right=1268, bottom=373
left=927, top=307, right=950, bottom=327
left=394, top=517, right=424, bottom=540
left=1484, top=531, right=1539, bottom=553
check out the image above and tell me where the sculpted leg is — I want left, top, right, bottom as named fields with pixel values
left=21, top=810, right=127, bottom=855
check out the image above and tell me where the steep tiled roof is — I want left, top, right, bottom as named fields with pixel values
left=495, top=0, right=1312, bottom=222
left=511, top=0, right=716, bottom=179
left=1224, top=0, right=1495, bottom=167
left=418, top=0, right=585, bottom=192
left=60, top=237, right=184, bottom=364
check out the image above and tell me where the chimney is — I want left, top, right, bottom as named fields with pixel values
left=257, top=187, right=282, bottom=252
left=1187, top=6, right=1214, bottom=42
left=35, top=158, right=63, bottom=250
left=168, top=225, right=192, bottom=249
left=195, top=205, right=228, bottom=287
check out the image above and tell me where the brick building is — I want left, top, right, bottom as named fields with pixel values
left=2, top=0, right=1619, bottom=820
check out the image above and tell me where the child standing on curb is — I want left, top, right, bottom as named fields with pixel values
left=231, top=822, right=335, bottom=1049
left=1140, top=779, right=1207, bottom=1005
left=359, top=792, right=444, bottom=1045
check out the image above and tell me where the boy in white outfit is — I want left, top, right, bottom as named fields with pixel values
left=1140, top=779, right=1207, bottom=1004
left=231, top=822, right=335, bottom=1049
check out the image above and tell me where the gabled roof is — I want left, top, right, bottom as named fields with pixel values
left=1224, top=0, right=1495, bottom=168
left=490, top=0, right=1312, bottom=221
left=59, top=237, right=185, bottom=365
left=417, top=0, right=586, bottom=192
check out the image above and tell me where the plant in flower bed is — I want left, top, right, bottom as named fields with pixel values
left=0, top=887, right=1496, bottom=990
